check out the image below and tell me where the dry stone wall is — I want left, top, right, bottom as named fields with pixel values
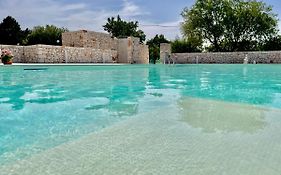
left=117, top=38, right=130, bottom=63
left=131, top=37, right=149, bottom=64
left=0, top=44, right=117, bottom=63
left=0, top=45, right=24, bottom=63
left=171, top=51, right=281, bottom=64
left=138, top=44, right=149, bottom=64
left=62, top=30, right=118, bottom=51
left=63, top=30, right=149, bottom=64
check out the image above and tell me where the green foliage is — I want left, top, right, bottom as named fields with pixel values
left=146, top=34, right=170, bottom=64
left=171, top=39, right=201, bottom=53
left=261, top=35, right=281, bottom=51
left=182, top=0, right=278, bottom=52
left=0, top=16, right=22, bottom=45
left=1, top=49, right=13, bottom=63
left=103, top=15, right=146, bottom=43
left=25, top=25, right=68, bottom=45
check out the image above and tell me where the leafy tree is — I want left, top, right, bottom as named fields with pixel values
left=26, top=25, right=68, bottom=45
left=20, top=28, right=31, bottom=45
left=261, top=35, right=281, bottom=51
left=0, top=16, right=22, bottom=45
left=181, top=0, right=278, bottom=52
left=171, top=39, right=201, bottom=53
left=146, top=34, right=170, bottom=64
left=103, top=15, right=146, bottom=43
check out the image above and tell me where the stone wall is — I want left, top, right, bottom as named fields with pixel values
left=1, top=30, right=149, bottom=64
left=63, top=30, right=149, bottom=64
left=160, top=43, right=171, bottom=64
left=131, top=37, right=149, bottom=64
left=62, top=30, right=118, bottom=51
left=116, top=37, right=149, bottom=64
left=117, top=38, right=131, bottom=63
left=0, top=45, right=24, bottom=63
left=138, top=44, right=149, bottom=64
left=171, top=51, right=281, bottom=64
left=0, top=44, right=117, bottom=63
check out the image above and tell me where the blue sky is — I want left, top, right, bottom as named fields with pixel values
left=0, top=0, right=280, bottom=40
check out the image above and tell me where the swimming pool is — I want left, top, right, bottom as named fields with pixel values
left=1, top=64, right=281, bottom=174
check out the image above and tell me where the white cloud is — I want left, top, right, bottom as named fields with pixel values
left=61, top=4, right=87, bottom=11
left=120, top=0, right=142, bottom=17
left=0, top=0, right=147, bottom=31
left=140, top=19, right=183, bottom=40
left=0, top=0, right=180, bottom=39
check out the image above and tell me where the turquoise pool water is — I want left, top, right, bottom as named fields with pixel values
left=1, top=64, right=281, bottom=166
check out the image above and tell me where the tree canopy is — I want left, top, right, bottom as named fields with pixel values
left=103, top=15, right=146, bottom=43
left=146, top=34, right=170, bottom=64
left=0, top=16, right=23, bottom=45
left=261, top=36, right=281, bottom=51
left=181, top=0, right=279, bottom=52
left=25, top=25, right=68, bottom=45
left=171, top=39, right=201, bottom=53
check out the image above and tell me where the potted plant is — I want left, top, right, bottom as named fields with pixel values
left=1, top=49, right=13, bottom=65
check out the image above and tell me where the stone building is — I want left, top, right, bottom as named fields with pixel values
left=62, top=30, right=149, bottom=64
left=62, top=30, right=118, bottom=50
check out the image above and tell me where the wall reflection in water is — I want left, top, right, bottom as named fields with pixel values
left=179, top=97, right=268, bottom=134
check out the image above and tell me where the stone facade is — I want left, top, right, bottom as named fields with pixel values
left=62, top=30, right=118, bottom=51
left=114, top=37, right=149, bottom=64
left=171, top=51, right=281, bottom=64
left=62, top=30, right=149, bottom=64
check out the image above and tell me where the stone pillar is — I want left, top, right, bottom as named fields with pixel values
left=117, top=38, right=131, bottom=63
left=160, top=43, right=171, bottom=64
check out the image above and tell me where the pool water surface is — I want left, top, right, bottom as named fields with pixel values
left=1, top=65, right=281, bottom=174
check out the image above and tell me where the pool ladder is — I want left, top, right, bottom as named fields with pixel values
left=163, top=52, right=174, bottom=64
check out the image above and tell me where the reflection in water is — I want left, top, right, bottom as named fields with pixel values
left=0, top=66, right=150, bottom=164
left=0, top=66, right=148, bottom=114
left=179, top=97, right=268, bottom=134
left=2, top=65, right=281, bottom=164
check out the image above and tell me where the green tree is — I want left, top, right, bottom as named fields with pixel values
left=182, top=0, right=278, bottom=52
left=26, top=25, right=68, bottom=45
left=261, top=35, right=281, bottom=51
left=103, top=15, right=146, bottom=43
left=20, top=28, right=31, bottom=45
left=0, top=16, right=22, bottom=45
left=146, top=34, right=170, bottom=64
left=171, top=39, right=201, bottom=53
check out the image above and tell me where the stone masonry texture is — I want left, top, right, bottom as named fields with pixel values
left=171, top=52, right=281, bottom=64
left=160, top=43, right=172, bottom=64
left=159, top=43, right=281, bottom=64
left=0, top=44, right=117, bottom=63
left=62, top=30, right=148, bottom=64
left=0, top=30, right=149, bottom=64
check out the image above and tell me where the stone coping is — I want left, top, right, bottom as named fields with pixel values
left=0, top=63, right=126, bottom=66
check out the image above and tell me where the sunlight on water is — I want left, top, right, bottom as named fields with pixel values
left=1, top=96, right=281, bottom=175
left=1, top=64, right=281, bottom=173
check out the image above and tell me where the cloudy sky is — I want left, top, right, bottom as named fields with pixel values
left=0, top=0, right=280, bottom=40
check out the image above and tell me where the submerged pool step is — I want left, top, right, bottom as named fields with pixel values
left=23, top=68, right=48, bottom=71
